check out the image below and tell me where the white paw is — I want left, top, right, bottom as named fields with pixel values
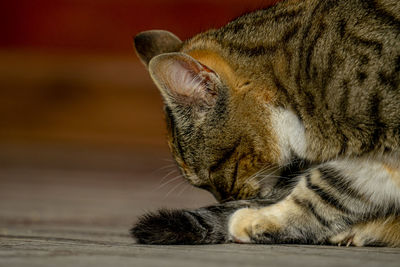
left=228, top=208, right=258, bottom=243
left=228, top=207, right=283, bottom=243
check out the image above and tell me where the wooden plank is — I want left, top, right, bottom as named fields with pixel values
left=0, top=146, right=399, bottom=266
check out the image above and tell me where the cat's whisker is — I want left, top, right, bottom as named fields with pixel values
left=248, top=158, right=305, bottom=186
left=247, top=164, right=283, bottom=184
left=255, top=175, right=283, bottom=187
left=154, top=174, right=184, bottom=192
left=247, top=164, right=276, bottom=183
left=177, top=183, right=191, bottom=197
left=164, top=180, right=186, bottom=199
left=159, top=169, right=179, bottom=184
left=157, top=164, right=177, bottom=171
left=252, top=171, right=282, bottom=183
left=151, top=163, right=177, bottom=175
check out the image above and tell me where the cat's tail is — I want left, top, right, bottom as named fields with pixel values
left=131, top=201, right=258, bottom=245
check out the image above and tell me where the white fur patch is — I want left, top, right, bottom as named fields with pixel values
left=269, top=107, right=307, bottom=163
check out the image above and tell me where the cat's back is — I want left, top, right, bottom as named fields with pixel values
left=183, top=0, right=400, bottom=160
left=185, top=0, right=400, bottom=72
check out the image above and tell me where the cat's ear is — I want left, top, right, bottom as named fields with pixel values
left=149, top=52, right=220, bottom=109
left=134, top=30, right=182, bottom=66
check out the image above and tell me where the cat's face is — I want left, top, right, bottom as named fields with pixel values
left=135, top=30, right=282, bottom=202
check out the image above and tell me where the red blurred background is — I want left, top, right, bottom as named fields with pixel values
left=0, top=0, right=278, bottom=156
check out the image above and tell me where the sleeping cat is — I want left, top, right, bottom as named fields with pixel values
left=131, top=0, right=400, bottom=246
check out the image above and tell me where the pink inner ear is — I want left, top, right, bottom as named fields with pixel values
left=149, top=53, right=219, bottom=107
left=167, top=60, right=202, bottom=97
left=166, top=58, right=214, bottom=99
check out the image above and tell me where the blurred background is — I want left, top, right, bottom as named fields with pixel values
left=0, top=0, right=279, bottom=152
left=0, top=0, right=278, bottom=232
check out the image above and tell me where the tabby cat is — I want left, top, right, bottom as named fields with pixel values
left=131, top=0, right=400, bottom=246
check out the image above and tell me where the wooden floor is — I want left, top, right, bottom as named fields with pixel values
left=1, top=145, right=399, bottom=267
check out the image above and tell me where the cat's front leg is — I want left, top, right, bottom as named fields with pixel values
left=229, top=159, right=400, bottom=245
left=131, top=200, right=273, bottom=245
left=229, top=195, right=320, bottom=244
left=229, top=192, right=335, bottom=244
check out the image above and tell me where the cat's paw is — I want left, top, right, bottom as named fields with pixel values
left=330, top=230, right=370, bottom=247
left=330, top=224, right=384, bottom=247
left=131, top=209, right=208, bottom=245
left=228, top=207, right=283, bottom=243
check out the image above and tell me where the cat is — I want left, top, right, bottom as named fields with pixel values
left=131, top=0, right=400, bottom=246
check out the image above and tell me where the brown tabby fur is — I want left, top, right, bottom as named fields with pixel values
left=131, top=0, right=400, bottom=246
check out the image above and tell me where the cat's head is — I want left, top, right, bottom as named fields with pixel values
left=134, top=30, right=285, bottom=202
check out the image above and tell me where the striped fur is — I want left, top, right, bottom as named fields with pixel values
left=132, top=0, right=400, bottom=246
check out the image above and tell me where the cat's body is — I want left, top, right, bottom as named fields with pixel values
left=132, top=0, right=400, bottom=246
